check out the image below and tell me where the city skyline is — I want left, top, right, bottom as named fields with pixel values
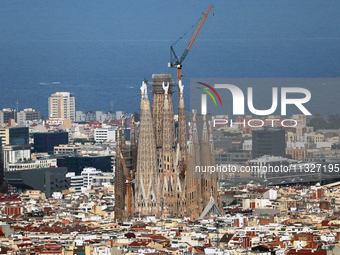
left=0, top=1, right=339, bottom=253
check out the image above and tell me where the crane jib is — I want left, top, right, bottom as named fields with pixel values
left=169, top=4, right=213, bottom=68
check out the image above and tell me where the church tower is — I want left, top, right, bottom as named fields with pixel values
left=209, top=121, right=218, bottom=202
left=114, top=128, right=125, bottom=221
left=201, top=114, right=212, bottom=208
left=160, top=81, right=176, bottom=216
left=178, top=80, right=187, bottom=161
left=135, top=81, right=159, bottom=216
left=192, top=110, right=203, bottom=214
left=151, top=74, right=175, bottom=148
left=114, top=73, right=220, bottom=220
left=114, top=115, right=138, bottom=221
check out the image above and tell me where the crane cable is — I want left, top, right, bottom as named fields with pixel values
left=171, top=6, right=214, bottom=48
left=171, top=16, right=202, bottom=47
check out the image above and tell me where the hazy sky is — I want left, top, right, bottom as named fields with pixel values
left=1, top=1, right=339, bottom=42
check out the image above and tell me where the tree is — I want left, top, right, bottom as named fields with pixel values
left=307, top=113, right=327, bottom=130
left=307, top=113, right=340, bottom=131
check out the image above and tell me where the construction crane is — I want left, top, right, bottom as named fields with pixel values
left=168, top=4, right=214, bottom=85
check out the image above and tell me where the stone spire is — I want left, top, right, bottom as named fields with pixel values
left=121, top=116, right=126, bottom=146
left=151, top=74, right=175, bottom=148
left=150, top=74, right=175, bottom=217
left=162, top=81, right=174, bottom=176
left=161, top=81, right=176, bottom=216
left=114, top=127, right=126, bottom=221
left=131, top=115, right=136, bottom=147
left=185, top=114, right=204, bottom=220
left=186, top=123, right=199, bottom=220
left=175, top=79, right=187, bottom=217
left=209, top=121, right=218, bottom=202
left=135, top=81, right=159, bottom=216
left=130, top=115, right=137, bottom=172
left=116, top=126, right=120, bottom=147
left=201, top=114, right=212, bottom=208
left=178, top=80, right=187, bottom=161
left=192, top=110, right=203, bottom=214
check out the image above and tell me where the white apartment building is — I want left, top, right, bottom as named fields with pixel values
left=94, top=128, right=115, bottom=143
left=66, top=172, right=84, bottom=193
left=81, top=167, right=103, bottom=189
left=66, top=167, right=104, bottom=192
left=2, top=145, right=31, bottom=171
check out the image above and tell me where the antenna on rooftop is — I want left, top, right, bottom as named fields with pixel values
left=110, top=101, right=114, bottom=112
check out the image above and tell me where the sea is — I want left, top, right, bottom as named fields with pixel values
left=0, top=0, right=339, bottom=118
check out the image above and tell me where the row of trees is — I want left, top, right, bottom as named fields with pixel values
left=307, top=114, right=340, bottom=131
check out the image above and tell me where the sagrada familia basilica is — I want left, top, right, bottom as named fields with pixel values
left=115, top=74, right=221, bottom=221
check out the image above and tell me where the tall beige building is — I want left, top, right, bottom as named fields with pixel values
left=48, top=92, right=75, bottom=121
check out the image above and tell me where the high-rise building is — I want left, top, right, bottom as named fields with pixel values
left=252, top=128, right=286, bottom=159
left=48, top=92, right=75, bottom=121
